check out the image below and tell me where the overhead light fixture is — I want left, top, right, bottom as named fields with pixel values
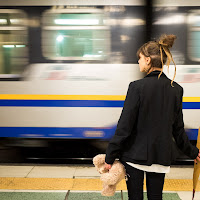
left=10, top=19, right=20, bottom=24
left=154, top=15, right=185, bottom=25
left=56, top=35, right=64, bottom=42
left=3, top=45, right=15, bottom=48
left=3, top=45, right=26, bottom=48
left=54, top=19, right=99, bottom=25
left=16, top=45, right=26, bottom=48
left=121, top=19, right=145, bottom=26
left=187, top=15, right=200, bottom=26
left=0, top=19, right=7, bottom=24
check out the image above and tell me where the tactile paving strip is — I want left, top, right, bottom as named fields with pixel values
left=0, top=178, right=199, bottom=191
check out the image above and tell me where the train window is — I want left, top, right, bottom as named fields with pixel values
left=0, top=9, right=28, bottom=78
left=42, top=9, right=110, bottom=60
left=188, top=11, right=200, bottom=62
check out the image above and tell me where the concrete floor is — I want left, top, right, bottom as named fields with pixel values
left=0, top=164, right=199, bottom=200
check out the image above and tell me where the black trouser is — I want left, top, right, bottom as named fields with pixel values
left=122, top=162, right=165, bottom=200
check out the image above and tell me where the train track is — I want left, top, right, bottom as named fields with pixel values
left=0, top=141, right=195, bottom=165
left=26, top=157, right=94, bottom=164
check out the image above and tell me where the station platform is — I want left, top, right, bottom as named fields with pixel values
left=0, top=164, right=200, bottom=200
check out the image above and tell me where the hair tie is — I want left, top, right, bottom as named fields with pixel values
left=158, top=41, right=168, bottom=47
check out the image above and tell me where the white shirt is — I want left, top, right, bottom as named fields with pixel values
left=126, top=162, right=170, bottom=173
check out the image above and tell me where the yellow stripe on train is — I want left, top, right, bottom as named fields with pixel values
left=0, top=94, right=199, bottom=102
left=0, top=94, right=125, bottom=101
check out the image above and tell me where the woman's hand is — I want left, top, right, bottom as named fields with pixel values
left=194, top=150, right=200, bottom=164
left=104, top=163, right=112, bottom=170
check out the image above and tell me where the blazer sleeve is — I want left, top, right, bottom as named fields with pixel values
left=172, top=87, right=199, bottom=159
left=105, top=81, right=140, bottom=164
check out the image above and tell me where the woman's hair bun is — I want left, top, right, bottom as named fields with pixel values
left=158, top=34, right=177, bottom=48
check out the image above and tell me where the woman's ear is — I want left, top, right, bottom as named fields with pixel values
left=146, top=57, right=151, bottom=65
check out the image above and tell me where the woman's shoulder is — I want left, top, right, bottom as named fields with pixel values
left=129, top=78, right=149, bottom=91
left=129, top=78, right=144, bottom=86
left=171, top=81, right=183, bottom=97
left=164, top=77, right=183, bottom=94
left=130, top=76, right=183, bottom=95
left=128, top=80, right=142, bottom=90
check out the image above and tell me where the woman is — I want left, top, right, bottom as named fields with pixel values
left=104, top=34, right=200, bottom=200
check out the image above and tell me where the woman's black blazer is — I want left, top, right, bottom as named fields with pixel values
left=105, top=70, right=198, bottom=166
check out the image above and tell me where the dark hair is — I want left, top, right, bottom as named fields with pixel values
left=137, top=34, right=177, bottom=86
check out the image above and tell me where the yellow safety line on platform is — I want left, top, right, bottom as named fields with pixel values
left=0, top=178, right=199, bottom=191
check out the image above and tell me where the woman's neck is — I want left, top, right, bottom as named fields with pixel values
left=147, top=67, right=162, bottom=75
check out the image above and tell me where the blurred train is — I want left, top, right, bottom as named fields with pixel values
left=0, top=0, right=199, bottom=157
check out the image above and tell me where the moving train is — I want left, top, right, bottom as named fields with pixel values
left=0, top=0, right=199, bottom=159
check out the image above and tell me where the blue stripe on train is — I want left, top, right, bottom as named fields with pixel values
left=0, top=100, right=200, bottom=109
left=185, top=129, right=199, bottom=140
left=0, top=100, right=124, bottom=107
left=0, top=127, right=116, bottom=139
left=0, top=127, right=198, bottom=140
left=182, top=102, right=200, bottom=109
